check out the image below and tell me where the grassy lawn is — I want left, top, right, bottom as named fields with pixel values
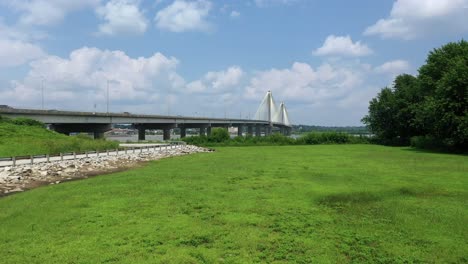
left=0, top=145, right=467, bottom=263
left=0, top=121, right=118, bottom=157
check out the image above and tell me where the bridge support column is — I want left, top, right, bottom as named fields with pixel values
left=94, top=131, right=104, bottom=139
left=207, top=126, right=212, bottom=137
left=255, top=125, right=261, bottom=137
left=163, top=129, right=171, bottom=141
left=138, top=127, right=146, bottom=141
left=51, top=123, right=111, bottom=139
left=200, top=127, right=206, bottom=136
left=265, top=125, right=272, bottom=136
left=237, top=125, right=243, bottom=137
left=247, top=126, right=253, bottom=136
left=180, top=127, right=186, bottom=138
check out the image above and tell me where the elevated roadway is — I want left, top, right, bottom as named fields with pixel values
left=0, top=108, right=292, bottom=140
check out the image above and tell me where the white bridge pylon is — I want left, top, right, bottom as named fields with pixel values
left=254, top=91, right=291, bottom=126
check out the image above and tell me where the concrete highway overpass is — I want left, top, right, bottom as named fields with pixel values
left=0, top=107, right=292, bottom=140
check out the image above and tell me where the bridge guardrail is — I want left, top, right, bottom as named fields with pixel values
left=0, top=141, right=187, bottom=168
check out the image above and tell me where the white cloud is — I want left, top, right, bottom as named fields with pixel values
left=2, top=0, right=100, bottom=26
left=2, top=47, right=184, bottom=111
left=375, top=60, right=410, bottom=76
left=313, top=35, right=373, bottom=57
left=230, top=11, right=240, bottom=18
left=96, top=0, right=148, bottom=35
left=187, top=66, right=243, bottom=93
left=0, top=39, right=46, bottom=67
left=364, top=0, right=468, bottom=39
left=0, top=21, right=46, bottom=67
left=245, top=62, right=365, bottom=104
left=244, top=61, right=380, bottom=125
left=254, top=0, right=298, bottom=7
left=155, top=0, right=212, bottom=32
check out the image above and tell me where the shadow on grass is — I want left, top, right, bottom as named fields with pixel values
left=401, top=147, right=468, bottom=156
left=318, top=186, right=452, bottom=208
left=317, top=192, right=382, bottom=208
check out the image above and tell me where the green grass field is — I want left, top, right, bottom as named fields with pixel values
left=0, top=120, right=118, bottom=157
left=0, top=145, right=467, bottom=263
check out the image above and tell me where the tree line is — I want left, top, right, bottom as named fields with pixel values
left=362, top=40, right=467, bottom=152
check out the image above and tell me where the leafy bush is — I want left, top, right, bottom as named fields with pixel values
left=410, top=136, right=447, bottom=151
left=182, top=131, right=368, bottom=147
left=209, top=128, right=230, bottom=142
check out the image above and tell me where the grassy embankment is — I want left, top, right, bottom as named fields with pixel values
left=0, top=145, right=466, bottom=263
left=0, top=117, right=119, bottom=157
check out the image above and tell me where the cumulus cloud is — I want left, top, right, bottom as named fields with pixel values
left=230, top=11, right=240, bottom=18
left=375, top=60, right=410, bottom=76
left=1, top=47, right=184, bottom=111
left=313, top=35, right=373, bottom=57
left=155, top=0, right=212, bottom=32
left=96, top=0, right=148, bottom=35
left=254, top=0, right=298, bottom=7
left=245, top=62, right=365, bottom=104
left=0, top=21, right=46, bottom=67
left=1, top=0, right=100, bottom=26
left=187, top=66, right=243, bottom=93
left=244, top=61, right=382, bottom=125
left=364, top=0, right=468, bottom=39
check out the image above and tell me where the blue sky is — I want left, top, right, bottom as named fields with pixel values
left=0, top=0, right=467, bottom=125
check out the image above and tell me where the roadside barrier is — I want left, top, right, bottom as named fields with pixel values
left=0, top=141, right=186, bottom=168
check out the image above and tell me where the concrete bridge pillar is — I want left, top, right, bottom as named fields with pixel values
left=207, top=126, right=212, bottom=137
left=163, top=129, right=171, bottom=141
left=237, top=125, right=243, bottom=137
left=255, top=125, right=261, bottom=137
left=279, top=127, right=285, bottom=135
left=265, top=125, right=272, bottom=136
left=247, top=125, right=253, bottom=136
left=51, top=123, right=111, bottom=139
left=180, top=127, right=187, bottom=138
left=200, top=127, right=206, bottom=136
left=138, top=127, right=146, bottom=141
left=93, top=131, right=105, bottom=139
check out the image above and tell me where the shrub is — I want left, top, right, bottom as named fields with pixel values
left=410, top=136, right=446, bottom=151
left=209, top=128, right=230, bottom=142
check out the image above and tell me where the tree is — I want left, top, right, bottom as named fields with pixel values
left=362, top=88, right=398, bottom=143
left=209, top=127, right=230, bottom=142
left=363, top=40, right=468, bottom=150
left=362, top=74, right=420, bottom=145
left=416, top=40, right=468, bottom=149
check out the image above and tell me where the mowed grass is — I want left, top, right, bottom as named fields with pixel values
left=0, top=121, right=118, bottom=157
left=0, top=145, right=467, bottom=263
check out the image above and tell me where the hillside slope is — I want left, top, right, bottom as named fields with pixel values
left=0, top=117, right=118, bottom=157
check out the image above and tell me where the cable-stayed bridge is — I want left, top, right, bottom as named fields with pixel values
left=0, top=91, right=292, bottom=140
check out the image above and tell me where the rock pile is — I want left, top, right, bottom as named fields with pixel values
left=0, top=145, right=211, bottom=196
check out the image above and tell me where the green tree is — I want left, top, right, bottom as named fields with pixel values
left=363, top=40, right=468, bottom=150
left=362, top=74, right=420, bottom=145
left=417, top=40, right=468, bottom=149
left=209, top=127, right=230, bottom=142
